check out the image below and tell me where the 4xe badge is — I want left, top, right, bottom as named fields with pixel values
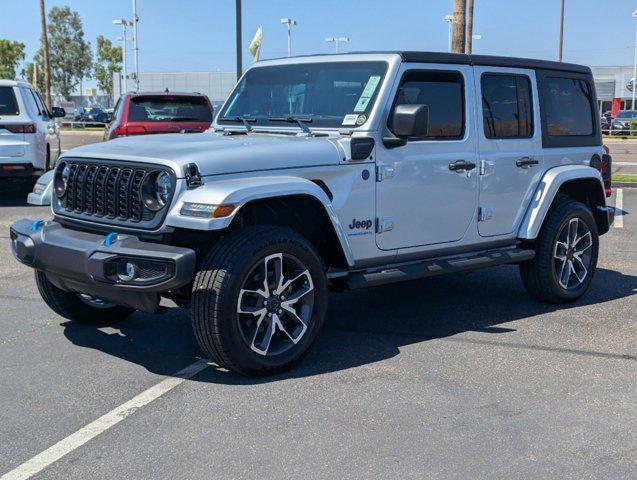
left=349, top=218, right=373, bottom=230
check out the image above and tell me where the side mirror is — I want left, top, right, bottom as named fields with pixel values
left=392, top=104, right=429, bottom=138
left=51, top=107, right=66, bottom=118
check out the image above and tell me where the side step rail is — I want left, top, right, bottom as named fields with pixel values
left=333, top=247, right=535, bottom=290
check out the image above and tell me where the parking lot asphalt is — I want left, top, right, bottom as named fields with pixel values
left=0, top=186, right=635, bottom=480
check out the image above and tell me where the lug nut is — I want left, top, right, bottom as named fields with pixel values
left=267, top=312, right=272, bottom=317
left=278, top=309, right=282, bottom=314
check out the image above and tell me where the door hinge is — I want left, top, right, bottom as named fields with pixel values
left=479, top=159, right=494, bottom=176
left=376, top=216, right=395, bottom=233
left=478, top=207, right=493, bottom=222
left=376, top=164, right=395, bottom=182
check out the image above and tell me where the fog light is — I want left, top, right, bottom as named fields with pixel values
left=118, top=261, right=138, bottom=282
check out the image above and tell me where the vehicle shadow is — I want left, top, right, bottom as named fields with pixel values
left=0, top=182, right=34, bottom=207
left=62, top=265, right=637, bottom=385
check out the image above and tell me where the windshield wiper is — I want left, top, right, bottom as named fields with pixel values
left=220, top=116, right=256, bottom=132
left=268, top=116, right=313, bottom=134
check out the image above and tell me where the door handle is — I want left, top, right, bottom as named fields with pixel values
left=448, top=160, right=476, bottom=172
left=516, top=157, right=539, bottom=168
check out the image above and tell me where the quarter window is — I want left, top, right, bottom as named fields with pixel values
left=481, top=74, right=533, bottom=138
left=391, top=71, right=464, bottom=140
left=0, top=87, right=19, bottom=115
left=542, top=77, right=593, bottom=136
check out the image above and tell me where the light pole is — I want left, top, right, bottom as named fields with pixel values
left=325, top=36, right=349, bottom=53
left=280, top=18, right=297, bottom=57
left=445, top=14, right=454, bottom=53
left=632, top=10, right=637, bottom=110
left=132, top=0, right=139, bottom=91
left=113, top=19, right=132, bottom=93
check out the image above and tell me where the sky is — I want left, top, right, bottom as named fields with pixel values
left=1, top=0, right=636, bottom=92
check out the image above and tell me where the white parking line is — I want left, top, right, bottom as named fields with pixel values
left=614, top=188, right=624, bottom=229
left=613, top=161, right=637, bottom=166
left=1, top=359, right=211, bottom=480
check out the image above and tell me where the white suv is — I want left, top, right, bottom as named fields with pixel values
left=0, top=79, right=65, bottom=180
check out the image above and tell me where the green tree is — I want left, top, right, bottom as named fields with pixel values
left=94, top=35, right=122, bottom=105
left=0, top=39, right=26, bottom=79
left=43, top=6, right=92, bottom=99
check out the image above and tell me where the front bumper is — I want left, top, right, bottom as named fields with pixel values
left=10, top=219, right=196, bottom=312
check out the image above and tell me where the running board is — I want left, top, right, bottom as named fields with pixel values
left=334, top=248, right=535, bottom=290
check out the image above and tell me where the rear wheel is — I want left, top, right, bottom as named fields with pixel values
left=35, top=271, right=135, bottom=325
left=191, top=226, right=328, bottom=376
left=520, top=200, right=599, bottom=303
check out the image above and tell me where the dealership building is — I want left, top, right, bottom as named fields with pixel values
left=112, top=71, right=237, bottom=107
left=592, top=66, right=637, bottom=115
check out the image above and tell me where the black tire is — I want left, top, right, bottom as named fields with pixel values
left=520, top=199, right=599, bottom=303
left=191, top=226, right=328, bottom=376
left=35, top=271, right=136, bottom=325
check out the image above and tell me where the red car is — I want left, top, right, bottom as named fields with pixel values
left=104, top=92, right=214, bottom=141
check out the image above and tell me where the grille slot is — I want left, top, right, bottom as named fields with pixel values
left=58, top=161, right=172, bottom=226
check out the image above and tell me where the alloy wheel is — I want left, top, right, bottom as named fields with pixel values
left=237, top=253, right=315, bottom=356
left=553, top=217, right=593, bottom=290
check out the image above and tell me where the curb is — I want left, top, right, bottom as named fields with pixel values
left=613, top=182, right=637, bottom=188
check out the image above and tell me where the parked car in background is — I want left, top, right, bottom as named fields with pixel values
left=610, top=109, right=637, bottom=134
left=103, top=92, right=214, bottom=141
left=74, top=107, right=109, bottom=125
left=0, top=79, right=65, bottom=182
left=600, top=116, right=610, bottom=132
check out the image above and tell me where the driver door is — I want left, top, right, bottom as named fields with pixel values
left=375, top=65, right=479, bottom=250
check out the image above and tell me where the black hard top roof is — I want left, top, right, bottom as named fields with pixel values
left=279, top=51, right=591, bottom=75
left=397, top=51, right=590, bottom=74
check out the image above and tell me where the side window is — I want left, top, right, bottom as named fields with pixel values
left=391, top=71, right=464, bottom=140
left=21, top=88, right=40, bottom=116
left=542, top=77, right=593, bottom=136
left=481, top=74, right=533, bottom=138
left=34, top=91, right=50, bottom=118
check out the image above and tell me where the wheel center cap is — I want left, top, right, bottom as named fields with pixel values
left=268, top=297, right=280, bottom=310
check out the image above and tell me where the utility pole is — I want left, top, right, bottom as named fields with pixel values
left=132, top=0, right=139, bottom=91
left=558, top=0, right=565, bottom=61
left=39, top=0, right=51, bottom=109
left=466, top=0, right=475, bottom=54
left=281, top=18, right=297, bottom=57
left=632, top=10, right=637, bottom=109
left=444, top=14, right=454, bottom=52
left=236, top=0, right=242, bottom=80
left=452, top=0, right=466, bottom=54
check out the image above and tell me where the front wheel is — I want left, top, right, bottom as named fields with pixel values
left=191, top=226, right=328, bottom=376
left=520, top=200, right=599, bottom=303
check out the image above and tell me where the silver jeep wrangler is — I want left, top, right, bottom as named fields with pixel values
left=10, top=52, right=614, bottom=375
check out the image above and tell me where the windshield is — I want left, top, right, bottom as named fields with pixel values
left=617, top=110, right=637, bottom=120
left=128, top=96, right=212, bottom=123
left=219, top=61, right=388, bottom=128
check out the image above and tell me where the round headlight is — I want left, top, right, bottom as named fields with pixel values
left=54, top=162, right=70, bottom=198
left=155, top=172, right=172, bottom=206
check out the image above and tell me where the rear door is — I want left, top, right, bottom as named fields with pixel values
left=474, top=67, right=544, bottom=237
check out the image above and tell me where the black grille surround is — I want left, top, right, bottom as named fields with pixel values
left=53, top=158, right=176, bottom=231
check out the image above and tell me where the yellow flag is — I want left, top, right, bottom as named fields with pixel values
left=249, top=26, right=263, bottom=62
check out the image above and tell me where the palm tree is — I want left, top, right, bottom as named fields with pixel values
left=40, top=0, right=51, bottom=109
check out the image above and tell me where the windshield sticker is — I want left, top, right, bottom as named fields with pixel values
left=356, top=114, right=367, bottom=125
left=342, top=114, right=359, bottom=126
left=354, top=75, right=381, bottom=112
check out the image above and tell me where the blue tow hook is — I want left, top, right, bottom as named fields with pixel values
left=104, top=232, right=119, bottom=247
left=31, top=219, right=45, bottom=232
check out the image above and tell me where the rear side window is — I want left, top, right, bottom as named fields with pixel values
left=128, top=96, right=212, bottom=123
left=392, top=71, right=464, bottom=140
left=542, top=77, right=593, bottom=136
left=0, top=87, right=19, bottom=115
left=481, top=74, right=533, bottom=138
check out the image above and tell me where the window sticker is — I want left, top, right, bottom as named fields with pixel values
left=353, top=75, right=381, bottom=112
left=342, top=114, right=359, bottom=126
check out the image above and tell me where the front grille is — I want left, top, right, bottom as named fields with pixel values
left=57, top=159, right=174, bottom=228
